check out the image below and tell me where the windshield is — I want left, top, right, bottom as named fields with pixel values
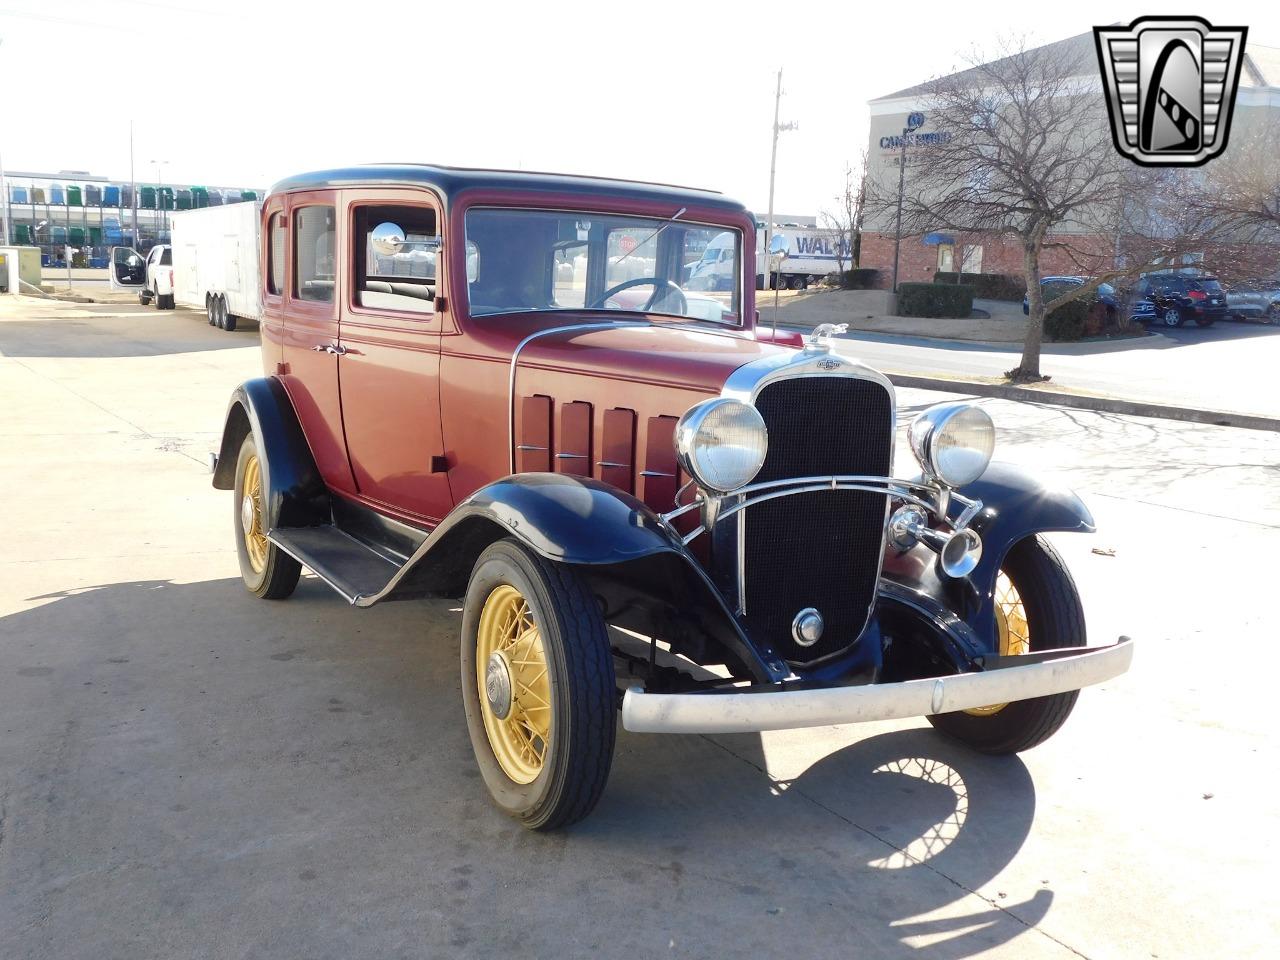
left=464, top=208, right=741, bottom=324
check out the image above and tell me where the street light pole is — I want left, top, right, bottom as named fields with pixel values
left=764, top=68, right=797, bottom=291
left=0, top=38, right=9, bottom=247
left=151, top=159, right=169, bottom=239
left=890, top=127, right=908, bottom=293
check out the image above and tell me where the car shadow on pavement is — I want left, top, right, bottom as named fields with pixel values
left=1, top=576, right=1046, bottom=960
left=0, top=314, right=259, bottom=359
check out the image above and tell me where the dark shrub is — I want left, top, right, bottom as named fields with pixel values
left=898, top=282, right=974, bottom=318
left=842, top=268, right=880, bottom=289
left=934, top=271, right=1024, bottom=301
left=1044, top=298, right=1089, bottom=341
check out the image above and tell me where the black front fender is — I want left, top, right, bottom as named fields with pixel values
left=210, top=378, right=329, bottom=529
left=886, top=461, right=1094, bottom=658
left=368, top=473, right=784, bottom=683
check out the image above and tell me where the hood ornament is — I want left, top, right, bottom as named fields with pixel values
left=805, top=323, right=848, bottom=353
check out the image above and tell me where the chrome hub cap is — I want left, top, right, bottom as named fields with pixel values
left=485, top=652, right=514, bottom=720
left=241, top=494, right=256, bottom=533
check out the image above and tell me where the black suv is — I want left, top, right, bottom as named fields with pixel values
left=1135, top=274, right=1227, bottom=328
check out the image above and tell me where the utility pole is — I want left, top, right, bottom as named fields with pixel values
left=151, top=159, right=169, bottom=240
left=764, top=68, right=797, bottom=291
left=0, top=38, right=9, bottom=246
left=130, top=120, right=138, bottom=248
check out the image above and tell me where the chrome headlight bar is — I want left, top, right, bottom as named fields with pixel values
left=661, top=474, right=983, bottom=578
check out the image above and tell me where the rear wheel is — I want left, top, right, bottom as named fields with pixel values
left=160, top=293, right=175, bottom=310
left=1194, top=314, right=1216, bottom=328
left=460, top=538, right=616, bottom=830
left=206, top=296, right=216, bottom=325
left=232, top=433, right=301, bottom=600
left=1268, top=304, right=1280, bottom=325
left=927, top=536, right=1085, bottom=754
left=221, top=297, right=237, bottom=332
left=152, top=286, right=163, bottom=310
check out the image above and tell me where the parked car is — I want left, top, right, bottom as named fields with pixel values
left=209, top=164, right=1132, bottom=830
left=1133, top=273, right=1227, bottom=327
left=108, top=243, right=174, bottom=309
left=1023, top=276, right=1120, bottom=324
left=1224, top=280, right=1280, bottom=324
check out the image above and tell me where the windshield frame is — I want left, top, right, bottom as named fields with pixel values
left=457, top=201, right=749, bottom=329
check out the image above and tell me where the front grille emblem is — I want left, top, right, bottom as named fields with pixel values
left=792, top=608, right=825, bottom=647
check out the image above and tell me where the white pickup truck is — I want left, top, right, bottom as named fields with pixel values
left=109, top=244, right=175, bottom=309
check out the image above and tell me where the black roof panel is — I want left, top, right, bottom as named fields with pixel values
left=268, top=164, right=748, bottom=214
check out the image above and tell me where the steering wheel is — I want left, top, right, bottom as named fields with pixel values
left=588, top=277, right=688, bottom=314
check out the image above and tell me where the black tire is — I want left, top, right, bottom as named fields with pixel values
left=206, top=296, right=216, bottom=325
left=221, top=298, right=237, bottom=332
left=152, top=286, right=163, bottom=310
left=214, top=297, right=225, bottom=329
left=1161, top=306, right=1183, bottom=327
left=927, top=536, right=1085, bottom=754
left=232, top=433, right=301, bottom=600
left=139, top=290, right=152, bottom=306
left=460, top=538, right=616, bottom=830
left=1268, top=304, right=1280, bottom=326
left=161, top=293, right=175, bottom=310
left=1194, top=314, right=1216, bottom=328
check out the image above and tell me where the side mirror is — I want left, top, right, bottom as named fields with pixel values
left=370, top=221, right=406, bottom=257
left=768, top=232, right=789, bottom=256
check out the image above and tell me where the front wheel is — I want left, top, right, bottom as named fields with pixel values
left=927, top=536, right=1085, bottom=754
left=1162, top=306, right=1183, bottom=327
left=232, top=433, right=301, bottom=599
left=460, top=539, right=616, bottom=830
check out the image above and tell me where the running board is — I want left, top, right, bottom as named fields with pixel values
left=268, top=526, right=402, bottom=604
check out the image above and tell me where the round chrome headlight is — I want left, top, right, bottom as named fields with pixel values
left=674, top=398, right=768, bottom=494
left=908, top=403, right=995, bottom=487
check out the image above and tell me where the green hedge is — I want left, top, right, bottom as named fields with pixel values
left=898, top=282, right=974, bottom=318
left=841, top=268, right=880, bottom=289
left=934, top=271, right=1025, bottom=301
left=1045, top=298, right=1089, bottom=341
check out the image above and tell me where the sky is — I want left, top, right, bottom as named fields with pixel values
left=1, top=0, right=1277, bottom=217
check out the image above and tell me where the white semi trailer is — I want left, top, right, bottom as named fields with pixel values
left=688, top=228, right=851, bottom=292
left=170, top=201, right=263, bottom=331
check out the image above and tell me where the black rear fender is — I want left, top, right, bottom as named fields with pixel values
left=211, top=378, right=329, bottom=529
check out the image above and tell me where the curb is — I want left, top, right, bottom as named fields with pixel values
left=886, top=373, right=1279, bottom=433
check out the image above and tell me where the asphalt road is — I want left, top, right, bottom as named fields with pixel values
left=1, top=300, right=1277, bottom=959
left=833, top=317, right=1280, bottom=419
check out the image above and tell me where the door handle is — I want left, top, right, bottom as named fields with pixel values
left=311, top=343, right=348, bottom=355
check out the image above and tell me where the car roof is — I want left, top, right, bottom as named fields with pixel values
left=1040, top=276, right=1085, bottom=283
left=268, top=164, right=749, bottom=215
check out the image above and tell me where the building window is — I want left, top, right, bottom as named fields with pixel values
left=294, top=206, right=335, bottom=303
left=267, top=213, right=285, bottom=295
left=961, top=244, right=983, bottom=273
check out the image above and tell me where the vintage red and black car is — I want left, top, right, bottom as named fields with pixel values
left=211, top=165, right=1133, bottom=829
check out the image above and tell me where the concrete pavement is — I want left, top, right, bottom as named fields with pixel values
left=1, top=298, right=1278, bottom=959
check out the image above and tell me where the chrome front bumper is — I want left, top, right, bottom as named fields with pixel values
left=621, top=638, right=1134, bottom=734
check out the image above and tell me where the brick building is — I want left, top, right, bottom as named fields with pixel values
left=860, top=31, right=1280, bottom=289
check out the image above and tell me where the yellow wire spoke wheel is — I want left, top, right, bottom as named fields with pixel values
left=240, top=452, right=269, bottom=574
left=475, top=584, right=554, bottom=784
left=964, top=571, right=1031, bottom=717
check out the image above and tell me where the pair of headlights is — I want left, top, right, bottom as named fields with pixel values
left=674, top=397, right=995, bottom=495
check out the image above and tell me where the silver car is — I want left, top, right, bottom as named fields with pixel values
left=1225, top=281, right=1280, bottom=324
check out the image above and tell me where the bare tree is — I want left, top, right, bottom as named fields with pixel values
left=866, top=38, right=1192, bottom=380
left=819, top=155, right=866, bottom=282
left=1189, top=125, right=1280, bottom=269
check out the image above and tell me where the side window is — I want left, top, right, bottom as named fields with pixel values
left=352, top=203, right=438, bottom=314
left=294, top=205, right=336, bottom=303
left=267, top=213, right=285, bottom=295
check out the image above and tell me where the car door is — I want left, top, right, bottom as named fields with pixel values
left=335, top=189, right=452, bottom=524
left=108, top=246, right=147, bottom=289
left=278, top=191, right=357, bottom=495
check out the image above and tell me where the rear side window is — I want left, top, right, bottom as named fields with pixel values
left=294, top=206, right=336, bottom=303
left=159, top=248, right=172, bottom=266
left=267, top=213, right=285, bottom=295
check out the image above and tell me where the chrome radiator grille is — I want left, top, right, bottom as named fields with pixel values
left=742, top=376, right=894, bottom=662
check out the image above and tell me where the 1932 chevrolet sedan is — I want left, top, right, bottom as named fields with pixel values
left=211, top=165, right=1133, bottom=829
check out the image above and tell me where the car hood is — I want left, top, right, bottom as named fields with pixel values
left=513, top=320, right=797, bottom=395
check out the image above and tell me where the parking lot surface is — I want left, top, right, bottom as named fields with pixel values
left=2, top=300, right=1277, bottom=959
